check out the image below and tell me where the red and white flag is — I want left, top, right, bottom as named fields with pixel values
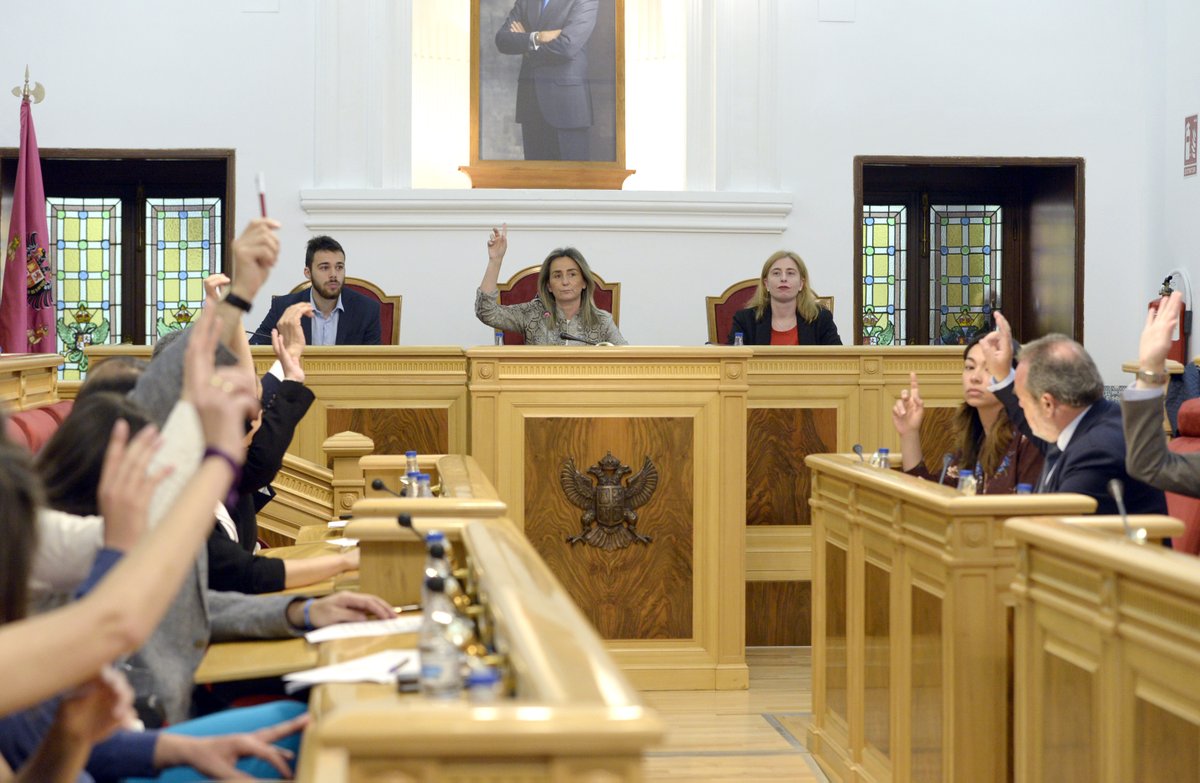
left=0, top=97, right=54, bottom=354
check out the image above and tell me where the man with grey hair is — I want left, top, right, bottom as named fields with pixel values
left=979, top=312, right=1166, bottom=515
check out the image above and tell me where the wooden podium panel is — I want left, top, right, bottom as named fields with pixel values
left=745, top=347, right=968, bottom=646
left=468, top=346, right=750, bottom=690
left=0, top=353, right=61, bottom=410
left=1009, top=517, right=1200, bottom=783
left=805, top=454, right=1098, bottom=783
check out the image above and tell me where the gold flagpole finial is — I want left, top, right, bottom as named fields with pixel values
left=11, top=66, right=45, bottom=104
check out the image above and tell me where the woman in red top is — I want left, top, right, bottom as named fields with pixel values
left=726, top=251, right=841, bottom=346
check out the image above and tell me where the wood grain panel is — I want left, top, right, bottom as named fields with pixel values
left=326, top=408, right=447, bottom=464
left=747, top=408, right=837, bottom=526
left=524, top=417, right=693, bottom=641
left=918, top=405, right=961, bottom=477
left=746, top=581, right=811, bottom=646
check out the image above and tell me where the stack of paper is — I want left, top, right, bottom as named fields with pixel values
left=304, top=614, right=422, bottom=644
left=282, top=649, right=419, bottom=693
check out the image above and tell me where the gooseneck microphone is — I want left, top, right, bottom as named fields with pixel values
left=559, top=332, right=598, bottom=346
left=938, top=453, right=954, bottom=485
left=370, top=479, right=424, bottom=540
left=852, top=444, right=866, bottom=463
left=1107, top=478, right=1147, bottom=543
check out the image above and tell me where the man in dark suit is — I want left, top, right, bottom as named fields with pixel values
left=249, top=235, right=381, bottom=346
left=980, top=312, right=1167, bottom=515
left=495, top=0, right=599, bottom=161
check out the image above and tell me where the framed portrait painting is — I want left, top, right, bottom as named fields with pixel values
left=461, top=0, right=634, bottom=189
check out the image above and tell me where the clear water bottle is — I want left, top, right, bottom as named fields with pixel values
left=872, top=447, right=890, bottom=469
left=425, top=540, right=462, bottom=602
left=419, top=575, right=462, bottom=699
left=957, top=462, right=981, bottom=495
left=465, top=666, right=502, bottom=703
left=733, top=331, right=745, bottom=346
left=405, top=449, right=419, bottom=476
left=494, top=329, right=504, bottom=346
left=404, top=471, right=420, bottom=497
left=416, top=472, right=433, bottom=498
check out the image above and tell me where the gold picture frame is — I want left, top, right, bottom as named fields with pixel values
left=461, top=0, right=633, bottom=190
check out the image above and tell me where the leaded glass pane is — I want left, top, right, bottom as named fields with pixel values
left=929, top=204, right=1002, bottom=344
left=146, top=198, right=222, bottom=343
left=46, top=198, right=122, bottom=380
left=862, top=205, right=907, bottom=345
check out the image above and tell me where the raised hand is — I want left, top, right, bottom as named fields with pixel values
left=978, top=311, right=1015, bottom=381
left=202, top=273, right=231, bottom=302
left=184, top=288, right=261, bottom=460
left=891, top=372, right=925, bottom=436
left=229, top=218, right=281, bottom=303
left=486, top=224, right=508, bottom=265
left=1139, top=291, right=1182, bottom=375
left=97, top=419, right=171, bottom=551
left=272, top=302, right=312, bottom=382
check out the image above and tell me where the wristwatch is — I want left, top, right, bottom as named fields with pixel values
left=1135, top=367, right=1170, bottom=387
left=222, top=292, right=253, bottom=313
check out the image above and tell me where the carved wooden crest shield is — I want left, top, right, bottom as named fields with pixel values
left=560, top=452, right=658, bottom=551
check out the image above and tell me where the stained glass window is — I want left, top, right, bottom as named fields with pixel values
left=929, top=204, right=1001, bottom=345
left=46, top=198, right=122, bottom=380
left=861, top=205, right=907, bottom=345
left=146, top=198, right=222, bottom=342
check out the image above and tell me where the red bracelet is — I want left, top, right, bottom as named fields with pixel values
left=202, top=446, right=243, bottom=508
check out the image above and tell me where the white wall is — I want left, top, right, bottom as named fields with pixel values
left=0, top=0, right=1178, bottom=379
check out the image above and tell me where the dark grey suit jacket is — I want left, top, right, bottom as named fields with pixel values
left=1122, top=393, right=1200, bottom=497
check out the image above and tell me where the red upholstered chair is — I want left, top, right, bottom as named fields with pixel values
left=706, top=278, right=834, bottom=344
left=288, top=277, right=402, bottom=345
left=41, top=399, right=74, bottom=424
left=3, top=414, right=25, bottom=449
left=496, top=265, right=621, bottom=345
left=10, top=408, right=59, bottom=453
left=1166, top=398, right=1200, bottom=555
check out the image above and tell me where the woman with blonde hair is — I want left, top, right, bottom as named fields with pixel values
left=476, top=224, right=626, bottom=345
left=727, top=250, right=841, bottom=345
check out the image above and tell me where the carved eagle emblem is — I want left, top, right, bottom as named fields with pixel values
left=560, top=452, right=658, bottom=551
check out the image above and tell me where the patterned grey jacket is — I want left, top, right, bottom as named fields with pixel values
left=475, top=288, right=627, bottom=345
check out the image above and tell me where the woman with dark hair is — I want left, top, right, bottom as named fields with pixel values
left=727, top=250, right=841, bottom=345
left=476, top=224, right=626, bottom=345
left=891, top=329, right=1043, bottom=494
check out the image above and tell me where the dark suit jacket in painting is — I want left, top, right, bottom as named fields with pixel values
left=495, top=0, right=599, bottom=130
left=996, top=384, right=1167, bottom=515
left=727, top=306, right=842, bottom=346
left=249, top=287, right=381, bottom=346
left=1122, top=393, right=1200, bottom=496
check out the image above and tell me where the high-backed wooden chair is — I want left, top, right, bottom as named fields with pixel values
left=705, top=278, right=833, bottom=344
left=496, top=265, right=621, bottom=345
left=288, top=277, right=402, bottom=345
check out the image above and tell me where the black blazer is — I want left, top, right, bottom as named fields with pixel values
left=727, top=306, right=842, bottom=346
left=249, top=287, right=382, bottom=346
left=995, top=384, right=1167, bottom=515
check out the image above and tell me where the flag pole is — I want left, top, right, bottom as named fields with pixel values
left=10, top=66, right=46, bottom=104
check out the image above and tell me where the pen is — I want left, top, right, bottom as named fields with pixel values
left=392, top=604, right=420, bottom=614
left=255, top=172, right=267, bottom=217
left=388, top=656, right=410, bottom=675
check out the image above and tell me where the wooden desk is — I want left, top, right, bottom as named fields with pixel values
left=468, top=346, right=751, bottom=690
left=1009, top=517, right=1200, bottom=783
left=0, top=353, right=62, bottom=410
left=805, top=453, right=1098, bottom=783
left=297, top=517, right=664, bottom=783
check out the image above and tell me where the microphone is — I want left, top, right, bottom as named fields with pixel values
left=852, top=444, right=865, bottom=463
left=1107, top=479, right=1146, bottom=543
left=370, top=479, right=424, bottom=540
left=559, top=332, right=597, bottom=346
left=938, top=453, right=954, bottom=485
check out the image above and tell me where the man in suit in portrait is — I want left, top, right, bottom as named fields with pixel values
left=1122, top=290, right=1200, bottom=496
left=495, top=0, right=599, bottom=161
left=250, top=235, right=381, bottom=346
left=980, top=312, right=1167, bottom=515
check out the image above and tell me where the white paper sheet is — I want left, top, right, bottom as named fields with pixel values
left=282, top=649, right=418, bottom=693
left=303, top=614, right=422, bottom=644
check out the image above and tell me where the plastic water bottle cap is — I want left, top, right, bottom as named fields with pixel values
left=417, top=473, right=431, bottom=481
left=406, top=450, right=417, bottom=458
left=425, top=530, right=446, bottom=544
